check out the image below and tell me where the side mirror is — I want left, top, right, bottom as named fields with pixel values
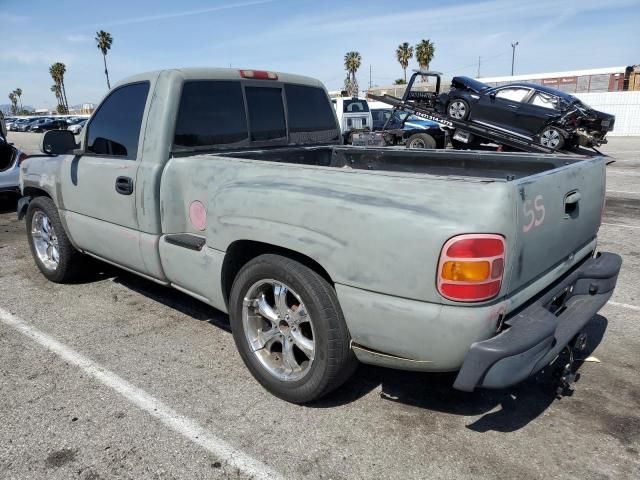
left=489, top=91, right=496, bottom=100
left=40, top=129, right=78, bottom=155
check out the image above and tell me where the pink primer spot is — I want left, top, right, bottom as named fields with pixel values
left=189, top=201, right=207, bottom=231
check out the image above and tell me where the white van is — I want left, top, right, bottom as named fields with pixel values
left=331, top=96, right=373, bottom=143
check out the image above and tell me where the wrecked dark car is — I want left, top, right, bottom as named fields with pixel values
left=438, top=76, right=615, bottom=150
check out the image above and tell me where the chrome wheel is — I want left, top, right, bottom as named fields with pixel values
left=31, top=211, right=59, bottom=271
left=540, top=128, right=562, bottom=148
left=242, top=279, right=315, bottom=382
left=409, top=138, right=425, bottom=148
left=448, top=100, right=467, bottom=119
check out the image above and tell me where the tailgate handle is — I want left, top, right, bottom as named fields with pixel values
left=565, top=191, right=581, bottom=204
left=564, top=191, right=580, bottom=218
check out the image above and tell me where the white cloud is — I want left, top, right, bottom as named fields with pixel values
left=66, top=34, right=93, bottom=43
left=90, top=0, right=275, bottom=28
left=0, top=48, right=76, bottom=66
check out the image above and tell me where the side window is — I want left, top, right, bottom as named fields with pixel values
left=174, top=81, right=248, bottom=148
left=530, top=92, right=559, bottom=110
left=284, top=84, right=337, bottom=132
left=495, top=87, right=530, bottom=103
left=86, top=82, right=149, bottom=159
left=245, top=87, right=286, bottom=141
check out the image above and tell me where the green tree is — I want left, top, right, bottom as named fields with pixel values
left=8, top=92, right=18, bottom=114
left=415, top=39, right=435, bottom=72
left=49, top=62, right=69, bottom=113
left=393, top=79, right=407, bottom=85
left=343, top=51, right=361, bottom=96
left=396, top=42, right=414, bottom=83
left=95, top=30, right=113, bottom=89
left=13, top=88, right=23, bottom=111
left=51, top=84, right=62, bottom=109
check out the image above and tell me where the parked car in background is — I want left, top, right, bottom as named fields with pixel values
left=438, top=76, right=615, bottom=149
left=331, top=96, right=373, bottom=143
left=9, top=118, right=33, bottom=131
left=17, top=117, right=51, bottom=132
left=30, top=118, right=69, bottom=133
left=0, top=136, right=27, bottom=194
left=370, top=107, right=446, bottom=148
left=67, top=119, right=87, bottom=134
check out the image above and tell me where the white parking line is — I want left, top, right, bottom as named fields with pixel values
left=607, top=301, right=640, bottom=312
left=601, top=222, right=640, bottom=230
left=0, top=307, right=284, bottom=480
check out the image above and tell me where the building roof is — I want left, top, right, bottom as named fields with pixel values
left=477, top=66, right=627, bottom=84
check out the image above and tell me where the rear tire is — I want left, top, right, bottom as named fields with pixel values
left=229, top=254, right=357, bottom=403
left=539, top=127, right=565, bottom=150
left=26, top=196, right=84, bottom=283
left=406, top=133, right=437, bottom=149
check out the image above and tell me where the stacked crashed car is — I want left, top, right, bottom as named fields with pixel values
left=371, top=107, right=446, bottom=149
left=438, top=76, right=615, bottom=150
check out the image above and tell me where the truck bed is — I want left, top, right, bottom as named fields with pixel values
left=219, top=146, right=590, bottom=181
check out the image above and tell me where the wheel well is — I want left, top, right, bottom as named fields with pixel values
left=221, top=240, right=334, bottom=306
left=23, top=187, right=51, bottom=199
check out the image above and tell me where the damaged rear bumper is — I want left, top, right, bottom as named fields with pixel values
left=453, top=252, right=622, bottom=392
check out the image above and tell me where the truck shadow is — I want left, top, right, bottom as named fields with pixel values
left=0, top=192, right=18, bottom=214
left=103, top=269, right=607, bottom=433
left=313, top=314, right=608, bottom=433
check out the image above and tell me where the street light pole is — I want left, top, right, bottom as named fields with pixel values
left=511, top=41, right=519, bottom=76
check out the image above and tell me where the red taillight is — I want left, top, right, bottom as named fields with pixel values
left=18, top=152, right=28, bottom=165
left=239, top=70, right=278, bottom=80
left=437, top=234, right=506, bottom=302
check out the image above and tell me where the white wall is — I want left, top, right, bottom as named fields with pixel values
left=575, top=91, right=640, bottom=136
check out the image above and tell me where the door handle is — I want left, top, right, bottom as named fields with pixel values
left=507, top=104, right=518, bottom=108
left=115, top=176, right=134, bottom=195
left=564, top=191, right=580, bottom=217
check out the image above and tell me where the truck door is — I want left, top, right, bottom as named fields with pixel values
left=59, top=82, right=152, bottom=273
left=473, top=87, right=531, bottom=133
left=516, top=91, right=562, bottom=136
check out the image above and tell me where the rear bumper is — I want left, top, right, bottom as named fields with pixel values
left=453, top=252, right=622, bottom=392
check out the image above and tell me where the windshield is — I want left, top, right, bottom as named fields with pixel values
left=342, top=99, right=369, bottom=113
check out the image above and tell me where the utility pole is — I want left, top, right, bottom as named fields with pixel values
left=511, top=41, right=519, bottom=76
left=477, top=56, right=481, bottom=78
left=369, top=65, right=372, bottom=89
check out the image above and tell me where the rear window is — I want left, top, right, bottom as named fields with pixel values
left=343, top=99, right=369, bottom=112
left=285, top=85, right=336, bottom=133
left=174, top=81, right=248, bottom=147
left=245, top=87, right=286, bottom=142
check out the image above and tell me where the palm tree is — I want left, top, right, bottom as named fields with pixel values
left=8, top=92, right=17, bottom=115
left=95, top=30, right=113, bottom=89
left=415, top=39, right=435, bottom=72
left=396, top=42, right=414, bottom=83
left=14, top=88, right=23, bottom=112
left=49, top=63, right=69, bottom=113
left=343, top=51, right=361, bottom=96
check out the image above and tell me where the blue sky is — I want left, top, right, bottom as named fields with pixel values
left=1, top=0, right=638, bottom=108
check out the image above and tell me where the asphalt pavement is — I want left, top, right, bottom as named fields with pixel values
left=1, top=132, right=638, bottom=479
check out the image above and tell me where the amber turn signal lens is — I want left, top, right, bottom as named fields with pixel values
left=441, top=261, right=490, bottom=282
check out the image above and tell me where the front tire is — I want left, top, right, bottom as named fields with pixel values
left=447, top=99, right=470, bottom=120
left=406, top=133, right=437, bottom=149
left=229, top=254, right=357, bottom=403
left=26, top=196, right=84, bottom=283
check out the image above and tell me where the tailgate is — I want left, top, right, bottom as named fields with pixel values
left=506, top=157, right=605, bottom=294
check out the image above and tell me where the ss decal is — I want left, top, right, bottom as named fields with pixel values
left=522, top=195, right=545, bottom=233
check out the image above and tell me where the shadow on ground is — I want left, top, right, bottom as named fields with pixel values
left=75, top=265, right=610, bottom=434
left=0, top=192, right=18, bottom=214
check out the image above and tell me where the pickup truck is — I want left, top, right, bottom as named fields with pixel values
left=19, top=68, right=621, bottom=403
